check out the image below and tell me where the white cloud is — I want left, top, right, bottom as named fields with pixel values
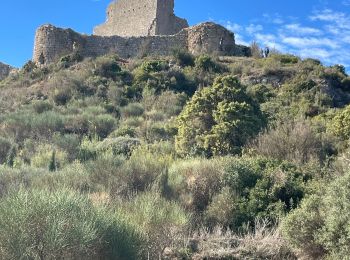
left=281, top=36, right=339, bottom=49
left=310, top=9, right=350, bottom=29
left=220, top=8, right=350, bottom=71
left=284, top=24, right=322, bottom=35
left=246, top=24, right=263, bottom=35
left=234, top=33, right=250, bottom=46
left=297, top=48, right=331, bottom=59
left=225, top=21, right=242, bottom=32
left=255, top=33, right=286, bottom=51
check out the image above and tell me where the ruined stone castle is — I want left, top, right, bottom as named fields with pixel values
left=33, top=0, right=250, bottom=65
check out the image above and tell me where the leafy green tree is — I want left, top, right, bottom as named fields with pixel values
left=176, top=75, right=265, bottom=156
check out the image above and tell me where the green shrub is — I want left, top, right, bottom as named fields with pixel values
left=0, top=137, right=13, bottom=164
left=84, top=153, right=127, bottom=194
left=107, top=83, right=126, bottom=106
left=32, top=100, right=53, bottom=113
left=30, top=111, right=64, bottom=137
left=122, top=146, right=172, bottom=192
left=204, top=187, right=238, bottom=228
left=223, top=157, right=263, bottom=196
left=173, top=49, right=195, bottom=67
left=247, top=84, right=275, bottom=103
left=31, top=144, right=68, bottom=170
left=167, top=158, right=225, bottom=212
left=120, top=103, right=144, bottom=118
left=53, top=88, right=72, bottom=105
left=97, top=137, right=141, bottom=156
left=302, top=58, right=322, bottom=66
left=282, top=195, right=325, bottom=259
left=64, top=115, right=90, bottom=135
left=52, top=133, right=81, bottom=161
left=140, top=60, right=167, bottom=73
left=117, top=192, right=189, bottom=258
left=111, top=125, right=137, bottom=137
left=195, top=55, right=218, bottom=72
left=283, top=173, right=350, bottom=258
left=176, top=75, right=265, bottom=156
left=332, top=105, right=350, bottom=140
left=0, top=188, right=143, bottom=260
left=90, top=114, right=117, bottom=138
left=249, top=120, right=333, bottom=165
left=59, top=52, right=83, bottom=68
left=93, top=56, right=122, bottom=80
left=274, top=54, right=300, bottom=64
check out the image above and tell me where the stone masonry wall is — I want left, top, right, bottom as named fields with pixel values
left=94, top=0, right=157, bottom=37
left=94, top=0, right=188, bottom=37
left=33, top=22, right=241, bottom=65
left=155, top=0, right=188, bottom=36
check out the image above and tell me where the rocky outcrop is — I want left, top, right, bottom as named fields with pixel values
left=0, top=62, right=13, bottom=80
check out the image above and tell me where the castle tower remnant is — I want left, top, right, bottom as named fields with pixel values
left=94, top=0, right=189, bottom=37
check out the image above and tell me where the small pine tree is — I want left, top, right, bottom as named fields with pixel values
left=49, top=150, right=56, bottom=172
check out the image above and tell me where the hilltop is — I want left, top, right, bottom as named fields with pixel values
left=1, top=49, right=350, bottom=258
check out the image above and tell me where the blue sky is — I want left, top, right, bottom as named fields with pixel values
left=0, top=0, right=349, bottom=71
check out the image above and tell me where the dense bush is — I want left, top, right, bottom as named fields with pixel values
left=176, top=75, right=265, bottom=156
left=121, top=146, right=172, bottom=192
left=282, top=173, right=350, bottom=259
left=97, top=137, right=141, bottom=156
left=116, top=192, right=189, bottom=258
left=0, top=189, right=143, bottom=260
left=195, top=55, right=219, bottom=72
left=332, top=105, right=350, bottom=139
left=173, top=49, right=195, bottom=67
left=32, top=100, right=53, bottom=114
left=93, top=56, right=122, bottom=80
left=90, top=114, right=117, bottom=138
left=167, top=158, right=225, bottom=212
left=0, top=137, right=13, bottom=164
left=249, top=120, right=334, bottom=165
left=140, top=60, right=168, bottom=73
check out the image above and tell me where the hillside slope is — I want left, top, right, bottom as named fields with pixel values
left=1, top=52, right=350, bottom=259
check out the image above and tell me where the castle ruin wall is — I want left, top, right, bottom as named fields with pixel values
left=33, top=23, right=241, bottom=65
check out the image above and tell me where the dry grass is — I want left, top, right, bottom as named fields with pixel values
left=188, top=220, right=296, bottom=260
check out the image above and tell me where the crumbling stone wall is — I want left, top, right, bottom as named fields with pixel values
left=94, top=0, right=188, bottom=37
left=187, top=22, right=236, bottom=56
left=33, top=25, right=86, bottom=65
left=0, top=62, right=13, bottom=81
left=33, top=22, right=241, bottom=65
